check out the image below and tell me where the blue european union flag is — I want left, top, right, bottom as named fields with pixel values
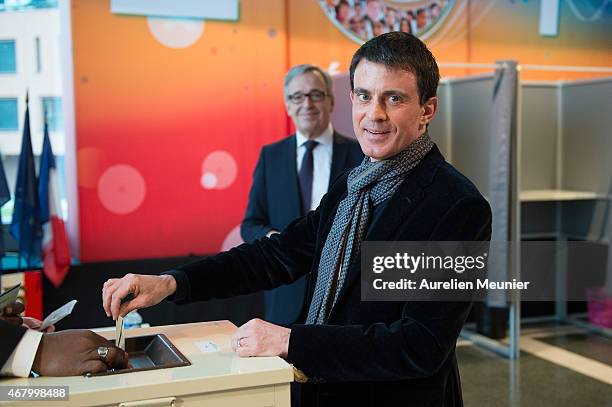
left=38, top=119, right=54, bottom=224
left=10, top=98, right=42, bottom=268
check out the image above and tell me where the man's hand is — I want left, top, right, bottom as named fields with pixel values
left=1, top=302, right=24, bottom=326
left=231, top=318, right=291, bottom=358
left=102, top=274, right=177, bottom=320
left=32, top=330, right=129, bottom=376
left=22, top=317, right=55, bottom=333
left=1, top=302, right=54, bottom=332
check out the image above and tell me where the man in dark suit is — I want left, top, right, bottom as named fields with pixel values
left=1, top=304, right=128, bottom=377
left=241, top=64, right=363, bottom=326
left=104, top=32, right=491, bottom=406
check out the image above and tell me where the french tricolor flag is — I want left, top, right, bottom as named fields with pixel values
left=38, top=122, right=71, bottom=287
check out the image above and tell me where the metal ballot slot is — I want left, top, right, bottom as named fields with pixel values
left=88, top=334, right=190, bottom=376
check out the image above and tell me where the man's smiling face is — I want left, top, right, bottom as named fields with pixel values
left=351, top=60, right=437, bottom=161
left=285, top=71, right=333, bottom=138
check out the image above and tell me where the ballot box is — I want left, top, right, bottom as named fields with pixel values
left=0, top=321, right=293, bottom=406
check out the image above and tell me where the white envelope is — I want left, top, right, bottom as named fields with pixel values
left=41, top=299, right=77, bottom=330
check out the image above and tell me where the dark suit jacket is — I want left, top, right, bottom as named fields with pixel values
left=167, top=145, right=492, bottom=407
left=241, top=131, right=363, bottom=326
left=1, top=320, right=27, bottom=368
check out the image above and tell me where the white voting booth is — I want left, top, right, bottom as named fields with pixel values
left=518, top=73, right=612, bottom=338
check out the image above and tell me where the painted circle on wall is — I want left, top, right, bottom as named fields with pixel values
left=97, top=165, right=147, bottom=215
left=201, top=150, right=238, bottom=190
left=221, top=225, right=244, bottom=251
left=200, top=172, right=218, bottom=189
left=318, top=0, right=455, bottom=43
left=147, top=17, right=205, bottom=49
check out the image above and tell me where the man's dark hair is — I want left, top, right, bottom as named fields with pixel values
left=349, top=32, right=440, bottom=105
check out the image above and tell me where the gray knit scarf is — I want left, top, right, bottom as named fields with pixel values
left=306, top=133, right=434, bottom=324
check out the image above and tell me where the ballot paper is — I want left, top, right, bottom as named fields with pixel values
left=116, top=315, right=125, bottom=350
left=41, top=299, right=77, bottom=330
left=115, top=293, right=133, bottom=350
left=195, top=340, right=219, bottom=353
left=0, top=284, right=21, bottom=316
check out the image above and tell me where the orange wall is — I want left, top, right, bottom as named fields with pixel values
left=72, top=0, right=611, bottom=261
left=73, top=0, right=288, bottom=260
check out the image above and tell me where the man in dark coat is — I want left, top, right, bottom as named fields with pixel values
left=103, top=32, right=492, bottom=407
left=241, top=64, right=363, bottom=326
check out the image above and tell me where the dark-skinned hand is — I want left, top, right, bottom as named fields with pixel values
left=1, top=301, right=55, bottom=332
left=31, top=330, right=129, bottom=376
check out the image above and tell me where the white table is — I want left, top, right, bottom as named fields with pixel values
left=1, top=321, right=293, bottom=406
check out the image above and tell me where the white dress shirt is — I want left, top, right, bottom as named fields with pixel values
left=1, top=329, right=43, bottom=377
left=296, top=124, right=334, bottom=211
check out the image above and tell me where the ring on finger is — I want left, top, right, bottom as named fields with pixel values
left=237, top=337, right=246, bottom=348
left=97, top=346, right=109, bottom=361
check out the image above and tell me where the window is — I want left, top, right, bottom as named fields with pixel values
left=0, top=1, right=58, bottom=12
left=0, top=98, right=18, bottom=130
left=35, top=36, right=41, bottom=73
left=0, top=40, right=16, bottom=73
left=41, top=96, right=62, bottom=131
